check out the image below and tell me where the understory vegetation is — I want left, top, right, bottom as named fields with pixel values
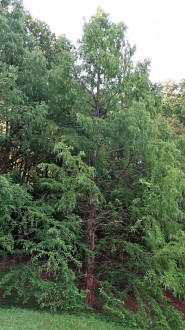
left=1, top=1, right=185, bottom=329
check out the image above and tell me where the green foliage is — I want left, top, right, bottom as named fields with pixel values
left=17, top=48, right=49, bottom=102
left=0, top=144, right=95, bottom=310
left=0, top=3, right=185, bottom=328
left=100, top=284, right=185, bottom=329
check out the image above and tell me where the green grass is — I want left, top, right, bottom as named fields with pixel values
left=0, top=307, right=124, bottom=330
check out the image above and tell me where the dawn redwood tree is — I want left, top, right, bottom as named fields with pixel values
left=77, top=8, right=142, bottom=306
left=75, top=11, right=185, bottom=327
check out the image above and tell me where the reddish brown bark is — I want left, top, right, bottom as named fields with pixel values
left=85, top=193, right=96, bottom=306
left=84, top=77, right=100, bottom=306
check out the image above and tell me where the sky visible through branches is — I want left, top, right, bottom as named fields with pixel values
left=23, top=0, right=185, bottom=83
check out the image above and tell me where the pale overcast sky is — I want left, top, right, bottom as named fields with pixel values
left=23, top=0, right=185, bottom=83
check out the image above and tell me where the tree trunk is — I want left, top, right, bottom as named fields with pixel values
left=85, top=74, right=100, bottom=306
left=85, top=192, right=96, bottom=306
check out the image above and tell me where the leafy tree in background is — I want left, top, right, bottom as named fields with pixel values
left=0, top=0, right=55, bottom=178
left=0, top=1, right=84, bottom=311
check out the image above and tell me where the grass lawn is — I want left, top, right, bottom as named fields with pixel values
left=0, top=307, right=124, bottom=330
